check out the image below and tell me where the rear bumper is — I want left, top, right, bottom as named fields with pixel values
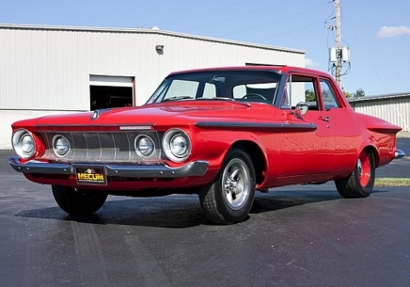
left=395, top=149, right=405, bottom=159
left=8, top=156, right=209, bottom=178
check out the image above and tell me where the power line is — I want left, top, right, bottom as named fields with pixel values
left=256, top=21, right=323, bottom=42
left=179, top=0, right=291, bottom=33
left=218, top=2, right=328, bottom=38
left=154, top=0, right=252, bottom=26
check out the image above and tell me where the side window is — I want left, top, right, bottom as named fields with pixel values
left=283, top=75, right=319, bottom=110
left=320, top=79, right=341, bottom=110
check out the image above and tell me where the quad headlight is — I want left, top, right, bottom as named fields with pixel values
left=134, top=135, right=155, bottom=157
left=52, top=135, right=71, bottom=157
left=12, top=129, right=35, bottom=159
left=162, top=129, right=191, bottom=162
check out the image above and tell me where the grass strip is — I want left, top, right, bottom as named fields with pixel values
left=375, top=178, right=410, bottom=186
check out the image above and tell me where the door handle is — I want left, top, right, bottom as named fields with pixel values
left=320, top=116, right=330, bottom=122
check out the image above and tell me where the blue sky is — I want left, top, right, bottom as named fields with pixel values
left=1, top=0, right=409, bottom=96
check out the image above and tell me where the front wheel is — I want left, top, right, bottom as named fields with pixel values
left=335, top=149, right=375, bottom=198
left=199, top=147, right=256, bottom=224
left=52, top=185, right=108, bottom=215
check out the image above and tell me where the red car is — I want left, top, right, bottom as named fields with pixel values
left=9, top=66, right=405, bottom=224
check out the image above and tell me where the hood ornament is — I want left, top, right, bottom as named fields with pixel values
left=90, top=108, right=112, bottom=120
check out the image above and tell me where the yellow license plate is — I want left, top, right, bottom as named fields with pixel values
left=75, top=167, right=107, bottom=185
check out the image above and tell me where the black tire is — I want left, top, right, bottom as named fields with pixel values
left=52, top=185, right=108, bottom=215
left=199, top=147, right=256, bottom=224
left=335, top=149, right=375, bottom=198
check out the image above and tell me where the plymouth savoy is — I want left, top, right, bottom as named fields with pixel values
left=9, top=66, right=405, bottom=224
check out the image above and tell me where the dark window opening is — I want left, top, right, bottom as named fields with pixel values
left=90, top=86, right=133, bottom=110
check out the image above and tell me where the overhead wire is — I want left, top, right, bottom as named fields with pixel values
left=156, top=0, right=329, bottom=40
left=179, top=0, right=291, bottom=33
left=256, top=21, right=324, bottom=42
left=219, top=2, right=329, bottom=38
left=154, top=0, right=252, bottom=26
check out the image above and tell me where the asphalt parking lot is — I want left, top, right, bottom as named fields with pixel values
left=0, top=139, right=409, bottom=287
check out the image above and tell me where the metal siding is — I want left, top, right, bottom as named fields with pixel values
left=1, top=27, right=304, bottom=110
left=351, top=97, right=410, bottom=133
left=0, top=25, right=305, bottom=149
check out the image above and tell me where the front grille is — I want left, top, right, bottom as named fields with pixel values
left=40, top=131, right=161, bottom=162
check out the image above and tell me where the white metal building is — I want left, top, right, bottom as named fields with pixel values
left=349, top=93, right=410, bottom=135
left=0, top=24, right=305, bottom=149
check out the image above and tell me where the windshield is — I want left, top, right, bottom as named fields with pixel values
left=145, top=70, right=281, bottom=105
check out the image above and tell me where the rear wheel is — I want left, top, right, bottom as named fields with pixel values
left=199, top=147, right=256, bottom=224
left=335, top=149, right=375, bottom=198
left=52, top=185, right=108, bottom=215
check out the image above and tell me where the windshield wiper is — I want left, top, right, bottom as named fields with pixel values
left=162, top=96, right=251, bottom=107
left=197, top=97, right=251, bottom=107
left=162, top=95, right=194, bottom=102
left=196, top=97, right=234, bottom=101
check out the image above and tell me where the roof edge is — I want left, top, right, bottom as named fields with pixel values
left=0, top=23, right=306, bottom=54
left=348, top=92, right=410, bottom=102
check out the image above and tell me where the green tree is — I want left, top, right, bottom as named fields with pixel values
left=354, top=88, right=365, bottom=97
left=305, top=89, right=315, bottom=102
left=341, top=87, right=352, bottom=98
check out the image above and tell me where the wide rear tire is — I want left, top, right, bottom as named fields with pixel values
left=335, top=149, right=375, bottom=198
left=52, top=185, right=108, bottom=215
left=199, top=147, right=256, bottom=224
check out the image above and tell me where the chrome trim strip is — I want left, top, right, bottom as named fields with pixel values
left=8, top=156, right=208, bottom=178
left=196, top=122, right=317, bottom=130
left=395, top=149, right=405, bottom=159
left=35, top=123, right=155, bottom=128
left=119, top=126, right=153, bottom=130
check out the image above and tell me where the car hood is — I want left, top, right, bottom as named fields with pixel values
left=14, top=101, right=281, bottom=130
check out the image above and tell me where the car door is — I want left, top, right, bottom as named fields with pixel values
left=278, top=74, right=335, bottom=178
left=318, top=77, right=361, bottom=176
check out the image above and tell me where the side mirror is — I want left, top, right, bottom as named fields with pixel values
left=296, top=102, right=308, bottom=115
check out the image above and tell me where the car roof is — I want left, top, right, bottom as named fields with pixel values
left=167, top=65, right=331, bottom=78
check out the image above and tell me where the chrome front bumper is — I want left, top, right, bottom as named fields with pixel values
left=8, top=156, right=209, bottom=178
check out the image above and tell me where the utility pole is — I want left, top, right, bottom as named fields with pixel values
left=335, top=0, right=342, bottom=87
left=328, top=0, right=350, bottom=90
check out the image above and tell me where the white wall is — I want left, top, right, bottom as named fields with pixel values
left=0, top=109, right=81, bottom=149
left=0, top=25, right=305, bottom=149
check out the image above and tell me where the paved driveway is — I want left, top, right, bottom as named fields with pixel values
left=0, top=139, right=409, bottom=287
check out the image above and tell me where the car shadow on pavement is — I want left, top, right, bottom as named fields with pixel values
left=251, top=189, right=341, bottom=214
left=15, top=195, right=208, bottom=228
left=13, top=187, right=359, bottom=228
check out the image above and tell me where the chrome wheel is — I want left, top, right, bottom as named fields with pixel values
left=199, top=147, right=256, bottom=224
left=222, top=158, right=251, bottom=210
